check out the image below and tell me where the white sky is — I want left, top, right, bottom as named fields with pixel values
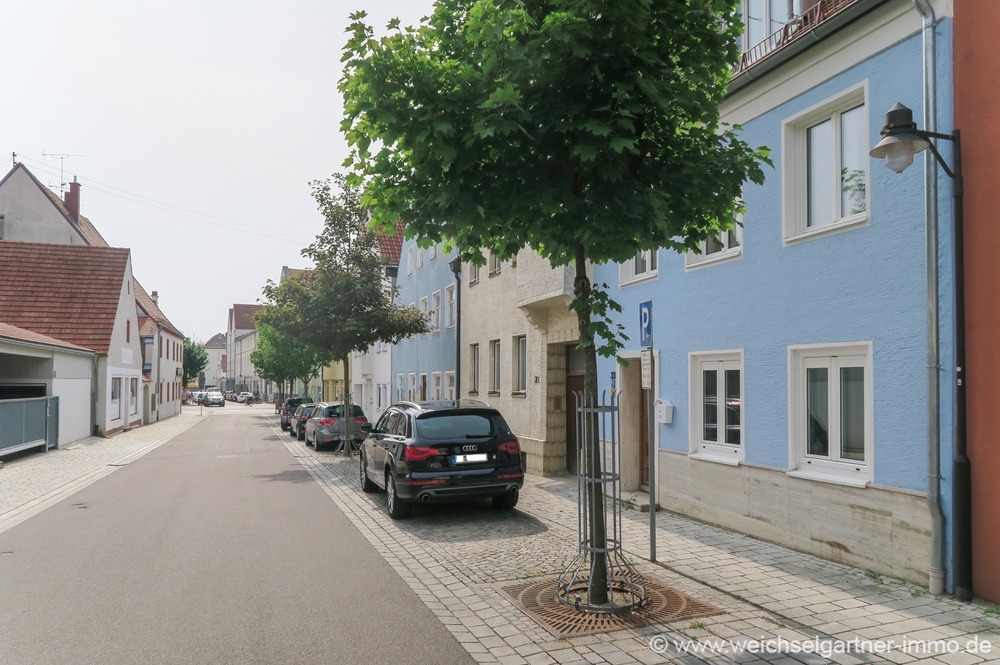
left=2, top=0, right=434, bottom=343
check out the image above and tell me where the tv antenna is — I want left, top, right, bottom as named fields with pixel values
left=42, top=151, right=85, bottom=192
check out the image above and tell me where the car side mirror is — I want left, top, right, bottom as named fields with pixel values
left=360, top=423, right=373, bottom=434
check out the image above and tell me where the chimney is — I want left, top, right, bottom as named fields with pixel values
left=64, top=177, right=81, bottom=223
left=151, top=290, right=159, bottom=304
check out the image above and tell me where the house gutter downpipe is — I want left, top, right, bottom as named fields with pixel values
left=912, top=0, right=945, bottom=597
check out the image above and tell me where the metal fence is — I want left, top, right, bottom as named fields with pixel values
left=0, top=397, right=59, bottom=456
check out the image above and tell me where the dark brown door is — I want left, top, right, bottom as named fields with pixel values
left=566, top=373, right=585, bottom=475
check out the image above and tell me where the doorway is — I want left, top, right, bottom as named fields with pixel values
left=565, top=345, right=586, bottom=475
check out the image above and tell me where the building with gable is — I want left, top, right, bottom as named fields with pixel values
left=0, top=242, right=144, bottom=437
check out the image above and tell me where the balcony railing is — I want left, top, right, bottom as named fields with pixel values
left=736, top=0, right=861, bottom=75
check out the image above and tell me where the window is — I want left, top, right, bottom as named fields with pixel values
left=513, top=335, right=527, bottom=393
left=619, top=249, right=658, bottom=285
left=417, top=247, right=424, bottom=269
left=419, top=297, right=428, bottom=333
left=126, top=320, right=131, bottom=343
left=407, top=246, right=414, bottom=275
left=489, top=339, right=501, bottom=393
left=445, top=284, right=456, bottom=329
left=446, top=371, right=456, bottom=400
left=396, top=374, right=404, bottom=403
left=740, top=0, right=797, bottom=50
left=419, top=374, right=428, bottom=401
left=111, top=377, right=122, bottom=421
left=430, top=291, right=440, bottom=332
left=489, top=252, right=501, bottom=276
left=783, top=85, right=869, bottom=242
left=469, top=262, right=480, bottom=285
left=687, top=217, right=743, bottom=269
left=429, top=244, right=437, bottom=260
left=469, top=343, right=480, bottom=394
left=788, top=342, right=873, bottom=487
left=130, top=378, right=138, bottom=415
left=432, top=372, right=442, bottom=400
left=689, top=352, right=743, bottom=465
left=408, top=373, right=417, bottom=401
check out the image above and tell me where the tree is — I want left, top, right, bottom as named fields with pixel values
left=340, top=0, right=769, bottom=604
left=255, top=175, right=427, bottom=406
left=183, top=338, right=208, bottom=388
left=249, top=322, right=326, bottom=398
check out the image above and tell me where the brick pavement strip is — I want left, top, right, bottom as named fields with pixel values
left=3, top=411, right=1000, bottom=664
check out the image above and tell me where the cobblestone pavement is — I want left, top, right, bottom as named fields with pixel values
left=3, top=409, right=999, bottom=664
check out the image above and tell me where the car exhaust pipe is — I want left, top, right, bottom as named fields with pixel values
left=421, top=494, right=432, bottom=502
left=509, top=486, right=519, bottom=497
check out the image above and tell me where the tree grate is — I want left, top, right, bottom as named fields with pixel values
left=502, top=575, right=724, bottom=638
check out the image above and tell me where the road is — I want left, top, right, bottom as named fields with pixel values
left=0, top=408, right=475, bottom=665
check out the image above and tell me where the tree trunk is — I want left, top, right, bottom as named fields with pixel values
left=573, top=242, right=608, bottom=605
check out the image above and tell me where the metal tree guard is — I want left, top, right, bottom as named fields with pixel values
left=557, top=390, right=646, bottom=614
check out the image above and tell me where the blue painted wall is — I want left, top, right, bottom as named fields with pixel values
left=596, top=28, right=956, bottom=500
left=392, top=237, right=458, bottom=400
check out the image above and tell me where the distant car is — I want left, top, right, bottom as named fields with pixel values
left=289, top=403, right=316, bottom=440
left=304, top=402, right=368, bottom=451
left=280, top=398, right=306, bottom=430
left=359, top=400, right=523, bottom=518
left=238, top=391, right=252, bottom=403
left=203, top=390, right=225, bottom=407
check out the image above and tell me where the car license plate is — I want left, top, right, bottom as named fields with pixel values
left=452, top=453, right=488, bottom=464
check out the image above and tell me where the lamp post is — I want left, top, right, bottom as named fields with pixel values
left=449, top=256, right=462, bottom=401
left=870, top=103, right=970, bottom=602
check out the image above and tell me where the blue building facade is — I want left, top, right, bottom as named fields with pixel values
left=392, top=236, right=459, bottom=404
left=595, top=0, right=956, bottom=590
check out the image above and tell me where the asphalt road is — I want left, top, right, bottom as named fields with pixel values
left=0, top=409, right=475, bottom=665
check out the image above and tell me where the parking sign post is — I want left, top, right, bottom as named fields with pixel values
left=639, top=301, right=656, bottom=562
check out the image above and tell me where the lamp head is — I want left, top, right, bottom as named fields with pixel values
left=869, top=103, right=930, bottom=173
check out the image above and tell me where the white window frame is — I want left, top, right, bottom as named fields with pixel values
left=782, top=83, right=870, bottom=243
left=419, top=297, right=428, bottom=334
left=689, top=350, right=744, bottom=465
left=429, top=244, right=437, bottom=261
left=787, top=341, right=874, bottom=487
left=430, top=290, right=441, bottom=333
left=396, top=374, right=404, bottom=403
left=444, top=284, right=456, bottom=329
left=513, top=335, right=527, bottom=394
left=432, top=372, right=442, bottom=400
left=489, top=339, right=501, bottom=393
left=408, top=373, right=416, bottom=401
left=687, top=217, right=743, bottom=269
left=419, top=373, right=428, bottom=401
left=489, top=252, right=501, bottom=276
left=111, top=377, right=122, bottom=421
left=417, top=247, right=424, bottom=269
left=406, top=246, right=414, bottom=275
left=619, top=249, right=658, bottom=286
left=469, top=343, right=480, bottom=394
left=469, top=262, right=480, bottom=285
left=445, top=371, right=456, bottom=400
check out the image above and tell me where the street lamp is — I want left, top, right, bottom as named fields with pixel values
left=870, top=103, right=970, bottom=602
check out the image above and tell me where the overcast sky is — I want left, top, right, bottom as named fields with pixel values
left=3, top=1, right=434, bottom=343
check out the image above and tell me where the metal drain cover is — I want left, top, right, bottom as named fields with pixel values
left=502, top=575, right=723, bottom=638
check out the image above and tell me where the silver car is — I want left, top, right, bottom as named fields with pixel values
left=304, top=403, right=368, bottom=451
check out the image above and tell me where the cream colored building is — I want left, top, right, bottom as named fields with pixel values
left=460, top=248, right=590, bottom=476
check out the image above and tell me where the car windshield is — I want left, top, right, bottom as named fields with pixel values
left=414, top=412, right=510, bottom=440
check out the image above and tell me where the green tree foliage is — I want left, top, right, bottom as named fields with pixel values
left=340, top=0, right=770, bottom=604
left=249, top=322, right=326, bottom=396
left=182, top=338, right=208, bottom=387
left=255, top=175, right=427, bottom=394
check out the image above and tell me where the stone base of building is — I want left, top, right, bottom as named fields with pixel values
left=658, top=449, right=931, bottom=585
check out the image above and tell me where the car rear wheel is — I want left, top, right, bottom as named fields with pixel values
left=386, top=471, right=411, bottom=519
left=492, top=492, right=519, bottom=510
left=360, top=453, right=377, bottom=493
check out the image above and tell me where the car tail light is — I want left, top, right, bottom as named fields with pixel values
left=498, top=439, right=521, bottom=456
left=404, top=445, right=439, bottom=462
left=497, top=472, right=523, bottom=479
left=405, top=478, right=447, bottom=486
left=355, top=417, right=368, bottom=424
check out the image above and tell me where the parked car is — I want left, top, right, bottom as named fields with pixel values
left=304, top=403, right=368, bottom=451
left=289, top=403, right=316, bottom=440
left=238, top=391, right=252, bottom=403
left=280, top=397, right=306, bottom=430
left=203, top=390, right=225, bottom=407
left=359, top=400, right=523, bottom=518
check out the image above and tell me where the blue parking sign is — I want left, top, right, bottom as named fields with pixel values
left=639, top=300, right=652, bottom=347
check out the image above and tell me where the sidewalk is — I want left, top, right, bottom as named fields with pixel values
left=3, top=410, right=999, bottom=664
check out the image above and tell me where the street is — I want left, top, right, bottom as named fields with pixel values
left=0, top=408, right=473, bottom=665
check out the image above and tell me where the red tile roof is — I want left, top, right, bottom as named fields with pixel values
left=229, top=304, right=260, bottom=331
left=0, top=321, right=94, bottom=353
left=0, top=241, right=132, bottom=355
left=377, top=219, right=404, bottom=265
left=134, top=280, right=184, bottom=338
left=204, top=332, right=227, bottom=348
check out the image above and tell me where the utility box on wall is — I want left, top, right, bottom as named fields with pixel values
left=654, top=399, right=673, bottom=424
